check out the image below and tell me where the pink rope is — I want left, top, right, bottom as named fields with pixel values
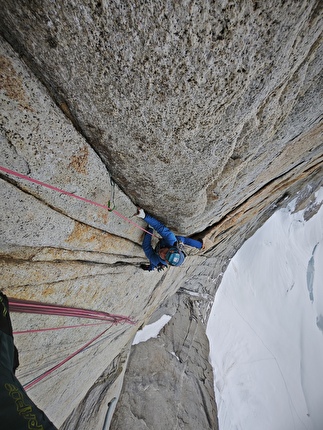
left=0, top=165, right=149, bottom=390
left=0, top=165, right=154, bottom=236
left=13, top=321, right=108, bottom=334
left=9, top=298, right=136, bottom=389
left=24, top=325, right=112, bottom=390
left=8, top=297, right=136, bottom=325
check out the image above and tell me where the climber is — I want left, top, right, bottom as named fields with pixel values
left=136, top=208, right=203, bottom=272
left=0, top=291, right=57, bottom=430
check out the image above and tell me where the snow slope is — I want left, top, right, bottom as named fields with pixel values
left=207, top=188, right=323, bottom=430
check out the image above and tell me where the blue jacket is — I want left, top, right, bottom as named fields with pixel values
left=142, top=214, right=202, bottom=271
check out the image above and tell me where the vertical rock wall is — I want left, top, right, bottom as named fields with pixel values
left=0, top=1, right=322, bottom=429
left=0, top=0, right=322, bottom=231
left=0, top=36, right=186, bottom=427
left=111, top=295, right=218, bottom=430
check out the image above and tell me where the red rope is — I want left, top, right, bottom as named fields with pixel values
left=8, top=298, right=136, bottom=390
left=23, top=325, right=113, bottom=390
left=13, top=321, right=109, bottom=334
left=8, top=297, right=136, bottom=325
left=0, top=164, right=149, bottom=390
left=0, top=165, right=154, bottom=236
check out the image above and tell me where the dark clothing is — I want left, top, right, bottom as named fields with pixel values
left=0, top=292, right=57, bottom=430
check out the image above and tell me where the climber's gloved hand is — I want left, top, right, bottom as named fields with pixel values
left=140, top=264, right=152, bottom=271
left=135, top=208, right=146, bottom=219
left=157, top=263, right=166, bottom=272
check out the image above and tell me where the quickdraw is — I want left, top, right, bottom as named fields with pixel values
left=0, top=165, right=155, bottom=236
left=107, top=177, right=116, bottom=211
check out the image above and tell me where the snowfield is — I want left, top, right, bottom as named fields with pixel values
left=207, top=188, right=323, bottom=430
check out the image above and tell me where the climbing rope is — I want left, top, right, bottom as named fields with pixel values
left=0, top=164, right=153, bottom=390
left=9, top=297, right=136, bottom=325
left=23, top=325, right=113, bottom=390
left=0, top=165, right=154, bottom=236
left=0, top=165, right=150, bottom=392
left=8, top=298, right=136, bottom=390
left=13, top=321, right=110, bottom=335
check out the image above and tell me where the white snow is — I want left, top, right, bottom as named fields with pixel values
left=207, top=188, right=323, bottom=430
left=132, top=314, right=172, bottom=345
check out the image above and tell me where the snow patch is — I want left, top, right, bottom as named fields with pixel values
left=132, top=314, right=172, bottom=345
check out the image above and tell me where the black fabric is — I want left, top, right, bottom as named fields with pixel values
left=0, top=292, right=57, bottom=430
left=140, top=264, right=152, bottom=271
left=0, top=293, right=14, bottom=337
left=0, top=293, right=19, bottom=372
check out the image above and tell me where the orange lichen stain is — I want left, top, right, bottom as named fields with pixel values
left=68, top=146, right=89, bottom=174
left=97, top=209, right=109, bottom=224
left=0, top=55, right=33, bottom=111
left=66, top=221, right=132, bottom=253
left=67, top=222, right=95, bottom=243
left=66, top=221, right=110, bottom=251
left=43, top=286, right=55, bottom=297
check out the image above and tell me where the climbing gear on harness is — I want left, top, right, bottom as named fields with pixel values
left=176, top=239, right=184, bottom=250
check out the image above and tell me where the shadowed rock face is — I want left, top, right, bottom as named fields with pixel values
left=0, top=1, right=322, bottom=429
left=110, top=294, right=218, bottom=430
left=0, top=1, right=322, bottom=232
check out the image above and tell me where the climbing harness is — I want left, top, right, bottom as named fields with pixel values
left=0, top=165, right=155, bottom=236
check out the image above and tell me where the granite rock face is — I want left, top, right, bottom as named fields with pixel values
left=0, top=0, right=322, bottom=232
left=0, top=36, right=167, bottom=428
left=111, top=294, right=218, bottom=430
left=0, top=1, right=322, bottom=429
